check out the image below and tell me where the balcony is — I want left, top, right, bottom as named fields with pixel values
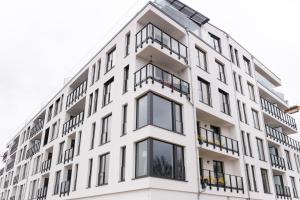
left=270, top=154, right=286, bottom=171
left=59, top=180, right=71, bottom=197
left=134, top=63, right=190, bottom=98
left=260, top=97, right=297, bottom=131
left=6, top=159, right=15, bottom=172
left=40, top=159, right=51, bottom=173
left=66, top=79, right=87, bottom=109
left=26, top=142, right=41, bottom=159
left=62, top=112, right=84, bottom=136
left=64, top=148, right=74, bottom=164
left=29, top=120, right=44, bottom=139
left=13, top=175, right=19, bottom=185
left=275, top=185, right=291, bottom=199
left=265, top=125, right=300, bottom=152
left=200, top=169, right=244, bottom=193
left=37, top=187, right=47, bottom=200
left=198, top=126, right=239, bottom=157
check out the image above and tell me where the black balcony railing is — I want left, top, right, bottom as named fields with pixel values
left=261, top=97, right=297, bottom=130
left=64, top=148, right=74, bottom=164
left=265, top=125, right=300, bottom=152
left=29, top=120, right=44, bottom=139
left=270, top=154, right=286, bottom=170
left=200, top=169, right=244, bottom=193
left=136, top=23, right=188, bottom=62
left=66, top=80, right=88, bottom=108
left=26, top=142, right=41, bottom=159
left=62, top=112, right=84, bottom=136
left=275, top=184, right=292, bottom=199
left=134, top=63, right=190, bottom=98
left=198, top=127, right=239, bottom=156
left=37, top=187, right=47, bottom=200
left=59, top=180, right=71, bottom=197
left=13, top=175, right=19, bottom=185
left=40, top=159, right=51, bottom=173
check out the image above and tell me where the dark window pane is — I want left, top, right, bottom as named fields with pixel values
left=152, top=140, right=173, bottom=178
left=136, top=140, right=148, bottom=177
left=137, top=95, right=148, bottom=128
left=153, top=95, right=172, bottom=130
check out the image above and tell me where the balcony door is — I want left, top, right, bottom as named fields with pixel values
left=213, top=160, right=224, bottom=186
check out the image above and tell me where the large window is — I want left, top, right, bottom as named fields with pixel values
left=198, top=77, right=211, bottom=105
left=285, top=150, right=293, bottom=170
left=290, top=176, right=298, bottom=198
left=136, top=93, right=183, bottom=134
left=251, top=165, right=258, bottom=192
left=106, top=47, right=116, bottom=72
left=252, top=109, right=260, bottom=129
left=248, top=82, right=255, bottom=101
left=261, top=169, right=270, bottom=193
left=53, top=170, right=61, bottom=195
left=196, top=47, right=207, bottom=71
left=97, top=153, right=109, bottom=186
left=135, top=138, right=185, bottom=181
left=256, top=138, right=265, bottom=161
left=103, top=77, right=114, bottom=107
left=216, top=61, right=226, bottom=83
left=100, top=114, right=111, bottom=145
left=219, top=89, right=230, bottom=115
left=209, top=33, right=221, bottom=53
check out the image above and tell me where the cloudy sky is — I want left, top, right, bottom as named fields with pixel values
left=0, top=0, right=300, bottom=153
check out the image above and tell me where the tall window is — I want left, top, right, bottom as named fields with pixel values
left=244, top=56, right=252, bottom=76
left=125, top=32, right=130, bottom=56
left=248, top=82, right=255, bottom=101
left=209, top=33, right=221, bottom=53
left=234, top=49, right=240, bottom=67
left=120, top=146, right=126, bottom=182
left=121, top=104, right=128, bottom=136
left=103, top=78, right=114, bottom=106
left=87, top=158, right=93, bottom=188
left=90, top=123, right=96, bottom=150
left=47, top=105, right=53, bottom=122
left=106, top=47, right=116, bottom=72
left=261, top=169, right=270, bottom=193
left=87, top=93, right=93, bottom=117
left=285, top=150, right=293, bottom=170
left=100, top=114, right=111, bottom=145
left=238, top=75, right=243, bottom=94
left=96, top=59, right=101, bottom=81
left=196, top=47, right=207, bottom=71
left=123, top=66, right=129, bottom=93
left=252, top=109, right=260, bottom=129
left=198, top=77, right=211, bottom=105
left=135, top=139, right=185, bottom=181
left=76, top=131, right=82, bottom=156
left=57, top=142, right=64, bottom=164
left=91, top=64, right=96, bottom=85
left=73, top=164, right=78, bottom=191
left=53, top=170, right=61, bottom=195
left=247, top=133, right=253, bottom=157
left=256, top=138, right=265, bottom=161
left=136, top=93, right=183, bottom=134
left=251, top=165, right=258, bottom=192
left=93, top=89, right=99, bottom=114
left=237, top=100, right=247, bottom=123
left=233, top=72, right=238, bottom=91
left=229, top=45, right=235, bottom=64
left=219, top=89, right=230, bottom=115
left=97, top=153, right=109, bottom=186
left=245, top=163, right=252, bottom=191
left=54, top=97, right=60, bottom=116
left=290, top=176, right=298, bottom=198
left=216, top=61, right=226, bottom=83
left=241, top=131, right=247, bottom=155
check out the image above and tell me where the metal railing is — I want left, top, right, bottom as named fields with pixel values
left=270, top=154, right=286, bottom=170
left=40, top=159, right=51, bottom=173
left=29, top=119, right=44, bottom=139
left=134, top=63, right=190, bottom=98
left=265, top=125, right=300, bottom=152
left=59, top=180, right=71, bottom=197
left=37, top=187, right=47, bottom=200
left=62, top=112, right=84, bottom=136
left=26, top=142, right=41, bottom=159
left=198, top=127, right=239, bottom=155
left=261, top=97, right=297, bottom=130
left=64, top=148, right=74, bottom=164
left=66, top=79, right=88, bottom=108
left=200, top=169, right=244, bottom=193
left=275, top=184, right=292, bottom=199
left=135, top=23, right=188, bottom=62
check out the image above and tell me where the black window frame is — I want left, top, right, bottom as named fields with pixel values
left=261, top=168, right=270, bottom=193
left=93, top=89, right=99, bottom=114
left=106, top=47, right=116, bottom=73
left=256, top=138, right=265, bottom=161
left=100, top=114, right=112, bottom=145
left=198, top=77, right=211, bottom=106
left=125, top=32, right=130, bottom=57
left=218, top=89, right=230, bottom=115
left=97, top=153, right=110, bottom=186
left=216, top=60, right=226, bottom=83
left=102, top=77, right=114, bottom=107
left=196, top=47, right=207, bottom=71
left=252, top=109, right=260, bottom=130
left=120, top=146, right=126, bottom=182
left=121, top=104, right=128, bottom=136
left=87, top=158, right=93, bottom=188
left=243, top=56, right=252, bottom=76
left=123, top=65, right=129, bottom=94
left=209, top=33, right=222, bottom=53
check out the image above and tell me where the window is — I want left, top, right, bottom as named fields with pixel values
left=123, top=66, right=129, bottom=93
left=103, top=77, right=114, bottom=106
left=291, top=176, right=298, bottom=198
left=219, top=89, right=230, bottom=115
left=248, top=82, right=256, bottom=101
left=53, top=171, right=61, bottom=195
left=295, top=154, right=300, bottom=173
left=246, top=133, right=253, bottom=157
left=238, top=75, right=243, bottom=94
left=229, top=45, right=235, bottom=64
left=59, top=94, right=64, bottom=113
left=93, top=89, right=99, bottom=113
left=135, top=138, right=185, bottom=181
left=121, top=104, right=127, bottom=136
left=285, top=150, right=293, bottom=170
left=57, top=142, right=64, bottom=164
left=73, top=164, right=78, bottom=191
left=198, top=77, right=211, bottom=105
left=76, top=131, right=82, bottom=156
left=241, top=131, right=247, bottom=155
left=251, top=165, right=258, bottom=192
left=47, top=105, right=53, bottom=122
left=234, top=49, right=240, bottom=67
left=256, top=138, right=265, bottom=161
left=261, top=169, right=270, bottom=193
left=91, top=64, right=96, bottom=85
left=87, top=93, right=93, bottom=117
left=100, top=114, right=111, bottom=145
left=97, top=153, right=109, bottom=186
left=90, top=123, right=96, bottom=150
left=87, top=158, right=93, bottom=188
left=120, top=146, right=126, bottom=182
left=54, top=98, right=60, bottom=116
left=244, top=56, right=252, bottom=76
left=106, top=47, right=116, bottom=72
left=245, top=164, right=251, bottom=191
left=233, top=72, right=238, bottom=91
left=216, top=61, right=226, bottom=83
left=196, top=47, right=207, bottom=71
left=237, top=100, right=247, bottom=123
left=125, top=32, right=130, bottom=56
left=209, top=33, right=221, bottom=53
left=252, top=109, right=260, bottom=129
left=136, top=93, right=183, bottom=134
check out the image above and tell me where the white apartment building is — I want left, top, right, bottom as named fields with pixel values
left=0, top=0, right=299, bottom=200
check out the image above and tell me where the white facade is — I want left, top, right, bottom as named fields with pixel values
left=0, top=1, right=299, bottom=200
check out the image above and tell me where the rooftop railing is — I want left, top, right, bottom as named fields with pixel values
left=62, top=112, right=84, bottom=136
left=270, top=154, right=286, bottom=171
left=134, top=63, right=190, bottom=98
left=66, top=80, right=88, bottom=109
left=198, top=127, right=239, bottom=156
left=136, top=23, right=188, bottom=62
left=261, top=97, right=297, bottom=130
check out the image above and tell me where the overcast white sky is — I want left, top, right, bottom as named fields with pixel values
left=0, top=0, right=300, bottom=153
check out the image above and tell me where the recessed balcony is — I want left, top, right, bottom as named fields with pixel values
left=26, top=141, right=41, bottom=159
left=64, top=147, right=74, bottom=164
left=60, top=180, right=71, bottom=197
left=270, top=154, right=286, bottom=172
left=37, top=186, right=47, bottom=200
left=29, top=119, right=44, bottom=139
left=40, top=159, right=51, bottom=174
left=62, top=112, right=84, bottom=136
left=66, top=79, right=87, bottom=109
